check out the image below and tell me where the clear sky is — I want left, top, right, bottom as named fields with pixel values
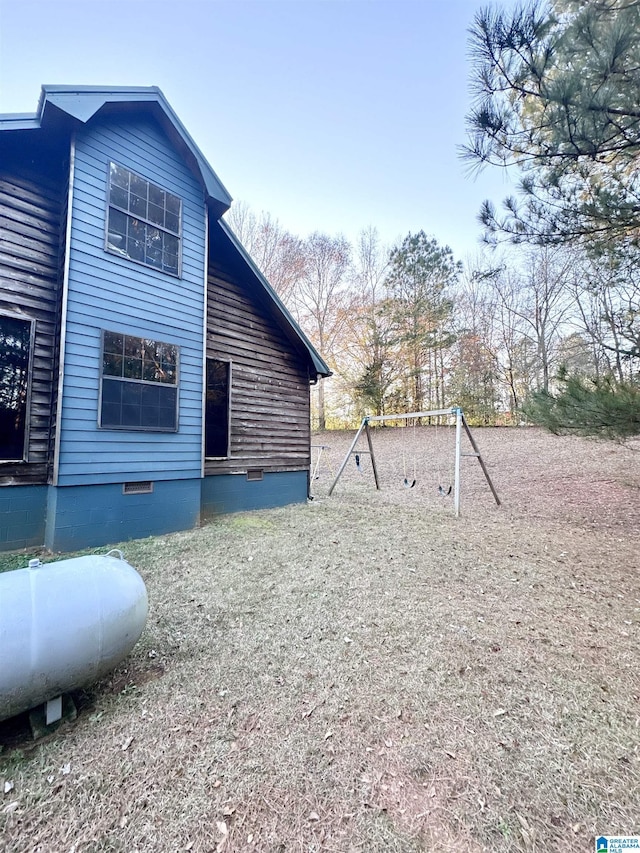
left=0, top=0, right=515, bottom=262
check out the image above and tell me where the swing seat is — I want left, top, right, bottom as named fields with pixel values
left=438, top=485, right=452, bottom=496
left=404, top=478, right=416, bottom=489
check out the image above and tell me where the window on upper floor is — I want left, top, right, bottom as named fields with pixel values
left=205, top=358, right=231, bottom=457
left=106, top=163, right=182, bottom=276
left=100, top=330, right=179, bottom=432
left=0, top=314, right=33, bottom=461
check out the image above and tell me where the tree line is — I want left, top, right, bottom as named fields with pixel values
left=228, top=0, right=640, bottom=439
left=226, top=202, right=638, bottom=431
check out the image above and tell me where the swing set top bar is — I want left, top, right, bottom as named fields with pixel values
left=363, top=407, right=460, bottom=424
left=327, top=405, right=501, bottom=514
left=327, top=407, right=463, bottom=503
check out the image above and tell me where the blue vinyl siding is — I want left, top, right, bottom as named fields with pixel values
left=57, top=114, right=206, bottom=487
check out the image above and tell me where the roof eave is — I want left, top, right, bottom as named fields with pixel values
left=0, top=113, right=41, bottom=131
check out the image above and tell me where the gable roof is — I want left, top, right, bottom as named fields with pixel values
left=0, top=85, right=331, bottom=380
left=0, top=85, right=232, bottom=216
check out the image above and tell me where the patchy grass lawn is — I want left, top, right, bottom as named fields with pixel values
left=1, top=427, right=639, bottom=852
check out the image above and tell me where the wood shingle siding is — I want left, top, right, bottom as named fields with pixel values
left=206, top=261, right=311, bottom=476
left=0, top=162, right=66, bottom=485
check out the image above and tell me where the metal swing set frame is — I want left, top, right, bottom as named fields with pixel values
left=327, top=406, right=501, bottom=517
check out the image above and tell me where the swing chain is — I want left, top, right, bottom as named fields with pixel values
left=402, top=418, right=417, bottom=488
left=436, top=413, right=454, bottom=497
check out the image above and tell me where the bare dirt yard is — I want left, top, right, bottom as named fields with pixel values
left=1, top=427, right=639, bottom=853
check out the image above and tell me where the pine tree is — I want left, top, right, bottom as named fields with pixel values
left=465, top=0, right=640, bottom=246
left=525, top=368, right=640, bottom=440
left=385, top=232, right=460, bottom=411
left=465, top=1, right=640, bottom=438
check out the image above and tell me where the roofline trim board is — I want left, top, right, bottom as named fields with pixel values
left=216, top=219, right=332, bottom=380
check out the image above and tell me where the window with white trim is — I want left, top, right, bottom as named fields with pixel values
left=106, top=163, right=181, bottom=276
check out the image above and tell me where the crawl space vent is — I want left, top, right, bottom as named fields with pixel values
left=123, top=481, right=154, bottom=495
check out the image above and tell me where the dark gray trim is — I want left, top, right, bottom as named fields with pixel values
left=97, top=329, right=181, bottom=433
left=104, top=161, right=183, bottom=279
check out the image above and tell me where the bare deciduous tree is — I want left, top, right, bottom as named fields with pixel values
left=296, top=232, right=351, bottom=429
left=341, top=228, right=400, bottom=417
left=224, top=201, right=306, bottom=305
left=449, top=262, right=501, bottom=423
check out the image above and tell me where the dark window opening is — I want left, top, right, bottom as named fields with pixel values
left=100, top=331, right=179, bottom=432
left=0, top=315, right=32, bottom=461
left=106, top=163, right=181, bottom=276
left=205, top=359, right=230, bottom=457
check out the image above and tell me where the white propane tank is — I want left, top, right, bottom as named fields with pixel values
left=0, top=551, right=148, bottom=723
